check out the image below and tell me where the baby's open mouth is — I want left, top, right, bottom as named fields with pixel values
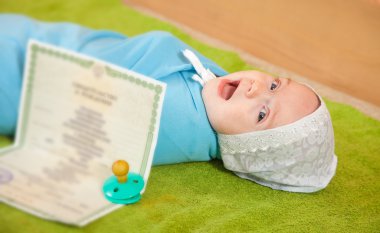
left=220, top=80, right=240, bottom=100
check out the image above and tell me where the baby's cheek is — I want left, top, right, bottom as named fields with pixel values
left=213, top=111, right=238, bottom=134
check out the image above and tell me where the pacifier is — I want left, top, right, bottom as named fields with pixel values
left=102, top=160, right=145, bottom=204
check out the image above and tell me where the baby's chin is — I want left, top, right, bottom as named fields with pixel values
left=202, top=78, right=219, bottom=101
left=203, top=77, right=219, bottom=89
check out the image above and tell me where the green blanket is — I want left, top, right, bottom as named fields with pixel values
left=0, top=0, right=379, bottom=232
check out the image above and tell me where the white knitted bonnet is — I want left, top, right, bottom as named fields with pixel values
left=183, top=49, right=337, bottom=193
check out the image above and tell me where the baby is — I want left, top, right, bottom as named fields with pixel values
left=0, top=14, right=337, bottom=193
left=201, top=69, right=336, bottom=193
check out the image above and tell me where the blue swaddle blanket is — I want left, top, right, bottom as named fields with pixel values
left=0, top=14, right=228, bottom=165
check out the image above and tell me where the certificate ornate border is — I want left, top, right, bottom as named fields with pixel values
left=22, top=43, right=163, bottom=177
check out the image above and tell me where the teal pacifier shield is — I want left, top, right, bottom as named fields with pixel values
left=103, top=173, right=144, bottom=204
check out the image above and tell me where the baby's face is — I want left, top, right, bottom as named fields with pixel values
left=202, top=70, right=320, bottom=134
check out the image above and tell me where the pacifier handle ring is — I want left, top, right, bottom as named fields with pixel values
left=112, top=160, right=129, bottom=183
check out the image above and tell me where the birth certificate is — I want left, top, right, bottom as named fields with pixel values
left=0, top=40, right=166, bottom=226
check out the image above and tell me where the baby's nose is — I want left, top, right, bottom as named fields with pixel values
left=245, top=80, right=259, bottom=98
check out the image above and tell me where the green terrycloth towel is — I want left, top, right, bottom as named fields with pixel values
left=0, top=0, right=379, bottom=232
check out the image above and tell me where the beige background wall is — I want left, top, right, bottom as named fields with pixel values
left=125, top=0, right=380, bottom=107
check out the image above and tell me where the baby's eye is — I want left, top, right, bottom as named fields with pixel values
left=270, top=79, right=280, bottom=91
left=258, top=108, right=267, bottom=122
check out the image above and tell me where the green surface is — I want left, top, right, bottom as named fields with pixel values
left=0, top=0, right=379, bottom=232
